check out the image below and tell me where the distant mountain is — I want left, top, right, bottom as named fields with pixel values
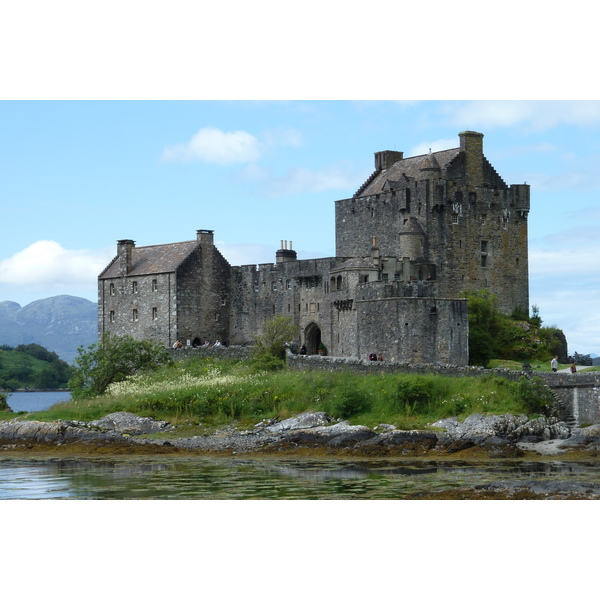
left=0, top=295, right=98, bottom=363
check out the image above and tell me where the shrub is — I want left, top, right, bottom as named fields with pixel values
left=252, top=315, right=297, bottom=361
left=69, top=334, right=172, bottom=398
left=394, top=378, right=433, bottom=412
left=0, top=391, right=9, bottom=412
left=516, top=376, right=556, bottom=415
left=331, top=387, right=371, bottom=418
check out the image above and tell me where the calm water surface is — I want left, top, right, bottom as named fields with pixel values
left=7, top=390, right=71, bottom=412
left=2, top=456, right=599, bottom=499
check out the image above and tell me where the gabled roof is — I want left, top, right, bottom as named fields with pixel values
left=357, top=147, right=461, bottom=197
left=99, top=241, right=199, bottom=279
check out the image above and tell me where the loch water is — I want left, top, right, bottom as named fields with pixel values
left=2, top=455, right=600, bottom=500
left=6, top=390, right=71, bottom=413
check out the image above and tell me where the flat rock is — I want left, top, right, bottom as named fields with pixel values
left=265, top=412, right=331, bottom=433
left=89, top=412, right=171, bottom=435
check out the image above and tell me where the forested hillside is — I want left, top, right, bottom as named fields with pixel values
left=0, top=343, right=72, bottom=390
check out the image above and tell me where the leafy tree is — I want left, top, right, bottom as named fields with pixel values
left=251, top=316, right=298, bottom=364
left=15, top=343, right=61, bottom=363
left=464, top=290, right=504, bottom=366
left=68, top=334, right=172, bottom=398
left=0, top=391, right=9, bottom=412
left=33, top=366, right=58, bottom=389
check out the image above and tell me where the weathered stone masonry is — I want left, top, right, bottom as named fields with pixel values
left=98, top=131, right=530, bottom=366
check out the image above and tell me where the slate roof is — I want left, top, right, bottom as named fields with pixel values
left=99, top=241, right=199, bottom=279
left=357, top=147, right=461, bottom=197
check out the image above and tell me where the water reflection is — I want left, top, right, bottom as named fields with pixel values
left=1, top=457, right=599, bottom=500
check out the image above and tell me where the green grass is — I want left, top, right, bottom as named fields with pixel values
left=488, top=358, right=570, bottom=372
left=12, top=357, right=556, bottom=430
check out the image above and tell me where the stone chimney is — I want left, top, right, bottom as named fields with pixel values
left=197, top=229, right=214, bottom=246
left=459, top=131, right=484, bottom=188
left=374, top=150, right=404, bottom=171
left=117, top=239, right=135, bottom=276
left=276, top=240, right=297, bottom=263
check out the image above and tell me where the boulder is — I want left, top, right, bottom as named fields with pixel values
left=265, top=412, right=331, bottom=433
left=89, top=412, right=171, bottom=435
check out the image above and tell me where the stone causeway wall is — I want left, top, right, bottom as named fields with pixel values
left=168, top=345, right=252, bottom=361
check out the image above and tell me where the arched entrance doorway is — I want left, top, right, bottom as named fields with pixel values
left=304, top=322, right=322, bottom=355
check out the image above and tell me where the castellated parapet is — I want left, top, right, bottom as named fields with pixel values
left=98, top=131, right=531, bottom=366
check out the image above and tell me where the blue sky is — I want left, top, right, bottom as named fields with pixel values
left=1, top=3, right=599, bottom=357
left=2, top=100, right=600, bottom=355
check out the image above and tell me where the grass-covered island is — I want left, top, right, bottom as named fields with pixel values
left=3, top=340, right=600, bottom=498
left=5, top=355, right=554, bottom=429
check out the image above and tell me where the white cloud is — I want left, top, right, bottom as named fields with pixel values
left=0, top=241, right=113, bottom=292
left=160, top=126, right=303, bottom=165
left=529, top=234, right=600, bottom=354
left=446, top=100, right=600, bottom=131
left=266, top=165, right=362, bottom=197
left=161, top=127, right=261, bottom=164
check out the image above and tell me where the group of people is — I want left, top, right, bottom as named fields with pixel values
left=287, top=341, right=307, bottom=355
left=368, top=352, right=384, bottom=362
left=172, top=339, right=222, bottom=349
left=551, top=355, right=577, bottom=373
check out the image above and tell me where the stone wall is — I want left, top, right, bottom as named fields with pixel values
left=168, top=345, right=252, bottom=361
left=98, top=271, right=177, bottom=345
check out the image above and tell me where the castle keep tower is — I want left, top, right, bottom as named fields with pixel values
left=335, top=131, right=530, bottom=315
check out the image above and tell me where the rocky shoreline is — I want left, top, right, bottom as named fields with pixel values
left=3, top=411, right=600, bottom=498
left=2, top=410, right=600, bottom=459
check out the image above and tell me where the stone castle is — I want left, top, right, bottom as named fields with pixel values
left=98, top=131, right=530, bottom=365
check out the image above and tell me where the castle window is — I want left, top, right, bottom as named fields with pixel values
left=382, top=273, right=388, bottom=283
left=254, top=284, right=259, bottom=293
left=272, top=282, right=277, bottom=292
left=152, top=279, right=158, bottom=292
left=481, top=214, right=487, bottom=224
left=286, top=279, right=291, bottom=290
left=109, top=310, right=115, bottom=323
left=132, top=281, right=138, bottom=293
left=452, top=214, right=459, bottom=225
left=370, top=207, right=375, bottom=217
left=152, top=307, right=158, bottom=320
left=336, top=275, right=343, bottom=290
left=109, top=283, right=115, bottom=296
left=481, top=240, right=488, bottom=267
left=132, top=309, right=138, bottom=322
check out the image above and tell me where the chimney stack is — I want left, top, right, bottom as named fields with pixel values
left=117, top=239, right=135, bottom=276
left=276, top=240, right=297, bottom=263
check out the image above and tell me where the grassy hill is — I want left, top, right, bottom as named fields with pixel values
left=0, top=344, right=72, bottom=390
